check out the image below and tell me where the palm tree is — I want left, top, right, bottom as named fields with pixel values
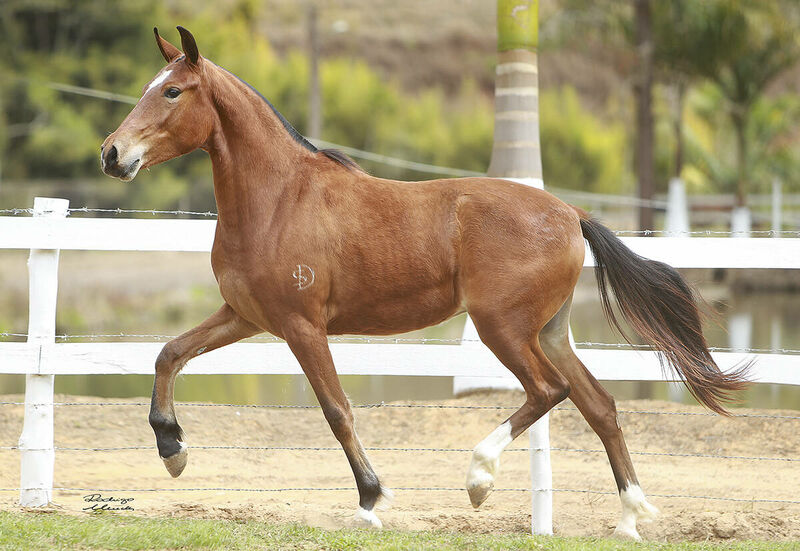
left=487, top=0, right=542, bottom=184
left=652, top=1, right=722, bottom=180
left=706, top=1, right=800, bottom=209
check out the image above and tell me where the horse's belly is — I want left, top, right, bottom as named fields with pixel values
left=326, top=284, right=463, bottom=335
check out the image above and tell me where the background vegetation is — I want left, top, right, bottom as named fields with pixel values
left=0, top=0, right=797, bottom=213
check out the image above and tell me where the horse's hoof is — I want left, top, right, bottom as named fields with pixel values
left=613, top=524, right=642, bottom=541
left=160, top=442, right=188, bottom=478
left=353, top=507, right=383, bottom=529
left=613, top=485, right=658, bottom=540
left=467, top=480, right=494, bottom=509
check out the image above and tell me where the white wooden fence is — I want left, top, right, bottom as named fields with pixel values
left=2, top=197, right=800, bottom=533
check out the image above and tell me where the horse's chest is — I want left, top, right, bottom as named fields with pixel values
left=212, top=248, right=314, bottom=334
left=211, top=255, right=282, bottom=332
left=214, top=268, right=262, bottom=320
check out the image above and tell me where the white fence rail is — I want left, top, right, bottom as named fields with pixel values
left=2, top=197, right=800, bottom=533
left=3, top=214, right=800, bottom=267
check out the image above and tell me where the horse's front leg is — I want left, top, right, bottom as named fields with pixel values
left=149, top=303, right=259, bottom=477
left=283, top=316, right=391, bottom=528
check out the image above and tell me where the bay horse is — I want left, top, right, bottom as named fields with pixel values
left=101, top=27, right=747, bottom=539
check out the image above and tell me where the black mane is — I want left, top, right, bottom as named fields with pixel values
left=215, top=63, right=361, bottom=172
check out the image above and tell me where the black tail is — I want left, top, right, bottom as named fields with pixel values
left=579, top=216, right=750, bottom=415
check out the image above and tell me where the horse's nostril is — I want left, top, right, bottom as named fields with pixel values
left=106, top=145, right=118, bottom=166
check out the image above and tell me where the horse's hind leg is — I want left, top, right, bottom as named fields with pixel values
left=149, top=304, right=259, bottom=477
left=465, top=310, right=571, bottom=508
left=539, top=296, right=658, bottom=540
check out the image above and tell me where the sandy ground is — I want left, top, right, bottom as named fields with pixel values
left=1, top=391, right=798, bottom=542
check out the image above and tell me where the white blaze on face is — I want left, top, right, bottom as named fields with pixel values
left=145, top=69, right=172, bottom=96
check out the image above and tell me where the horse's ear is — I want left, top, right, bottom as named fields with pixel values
left=153, top=27, right=181, bottom=62
left=176, top=26, right=200, bottom=66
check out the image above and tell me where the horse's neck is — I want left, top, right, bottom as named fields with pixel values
left=205, top=70, right=312, bottom=232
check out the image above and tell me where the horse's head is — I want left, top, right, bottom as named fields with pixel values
left=101, top=27, right=213, bottom=181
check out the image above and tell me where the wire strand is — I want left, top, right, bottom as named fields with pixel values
left=3, top=444, right=796, bottom=463
left=1, top=401, right=798, bottom=420
left=3, top=486, right=800, bottom=504
left=3, top=208, right=799, bottom=235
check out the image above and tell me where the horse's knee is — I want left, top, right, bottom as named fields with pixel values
left=155, top=340, right=184, bottom=373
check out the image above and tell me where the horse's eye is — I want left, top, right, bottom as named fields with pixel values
left=164, top=87, right=181, bottom=99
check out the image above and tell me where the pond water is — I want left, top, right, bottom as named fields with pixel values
left=1, top=273, right=798, bottom=411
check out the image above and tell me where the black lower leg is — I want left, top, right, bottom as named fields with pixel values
left=323, top=404, right=383, bottom=510
left=347, top=451, right=383, bottom=510
left=149, top=388, right=184, bottom=458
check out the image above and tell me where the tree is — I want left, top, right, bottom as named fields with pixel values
left=702, top=0, right=800, bottom=207
left=306, top=3, right=322, bottom=139
left=632, top=0, right=654, bottom=231
left=652, top=1, right=724, bottom=180
left=487, top=0, right=542, bottom=182
left=553, top=0, right=657, bottom=229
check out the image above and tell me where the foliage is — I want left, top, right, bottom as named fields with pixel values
left=0, top=0, right=799, bottom=213
left=683, top=83, right=800, bottom=195
left=0, top=0, right=498, bottom=208
left=540, top=88, right=628, bottom=194
left=549, top=0, right=800, bottom=205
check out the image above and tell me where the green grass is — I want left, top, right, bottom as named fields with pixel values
left=0, top=511, right=795, bottom=551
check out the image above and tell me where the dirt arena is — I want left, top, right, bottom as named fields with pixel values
left=1, top=391, right=798, bottom=542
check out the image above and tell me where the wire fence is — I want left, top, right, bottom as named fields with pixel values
left=2, top=443, right=799, bottom=464
left=1, top=400, right=799, bottom=419
left=2, top=387, right=798, bottom=506
left=1, top=486, right=800, bottom=505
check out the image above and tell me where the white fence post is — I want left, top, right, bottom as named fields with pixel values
left=772, top=178, right=782, bottom=237
left=666, top=178, right=689, bottom=402
left=18, top=197, right=68, bottom=507
left=731, top=206, right=751, bottom=237
left=666, top=178, right=689, bottom=235
left=530, top=413, right=553, bottom=535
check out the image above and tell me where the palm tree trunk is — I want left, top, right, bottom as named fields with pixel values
left=634, top=0, right=655, bottom=231
left=487, top=0, right=542, bottom=182
left=732, top=113, right=748, bottom=207
left=673, top=81, right=686, bottom=178
left=307, top=3, right=322, bottom=139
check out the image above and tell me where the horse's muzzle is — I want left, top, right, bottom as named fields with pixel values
left=101, top=144, right=141, bottom=181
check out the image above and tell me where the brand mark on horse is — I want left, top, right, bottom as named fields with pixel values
left=292, top=264, right=315, bottom=291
